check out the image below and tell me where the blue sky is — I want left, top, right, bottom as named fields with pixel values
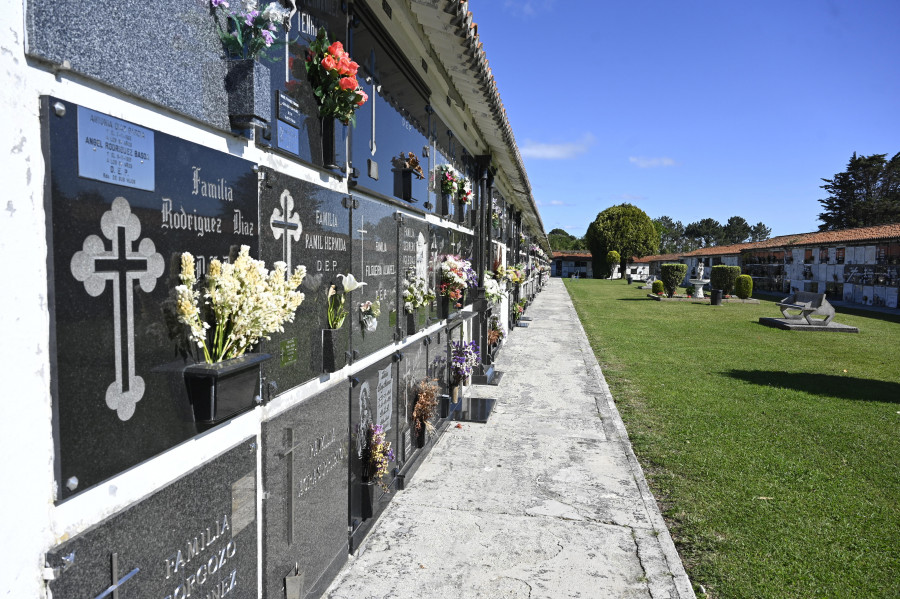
left=470, top=0, right=900, bottom=238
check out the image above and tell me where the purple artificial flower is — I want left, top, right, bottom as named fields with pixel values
left=211, top=0, right=229, bottom=7
left=244, top=9, right=259, bottom=27
left=261, top=29, right=274, bottom=46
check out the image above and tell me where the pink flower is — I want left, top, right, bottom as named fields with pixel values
left=328, top=41, right=344, bottom=58
left=346, top=60, right=359, bottom=76
left=356, top=89, right=368, bottom=106
left=339, top=76, right=358, bottom=91
left=321, top=54, right=337, bottom=71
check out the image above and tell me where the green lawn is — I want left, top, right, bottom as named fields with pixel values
left=565, top=279, right=900, bottom=599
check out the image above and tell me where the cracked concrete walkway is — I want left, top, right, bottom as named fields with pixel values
left=324, top=279, right=695, bottom=598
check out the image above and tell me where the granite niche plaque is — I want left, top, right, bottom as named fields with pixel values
left=349, top=355, right=397, bottom=543
left=397, top=336, right=428, bottom=465
left=398, top=213, right=432, bottom=334
left=350, top=195, right=399, bottom=360
left=258, top=167, right=351, bottom=394
left=43, top=97, right=260, bottom=500
left=262, top=385, right=349, bottom=599
left=45, top=439, right=258, bottom=599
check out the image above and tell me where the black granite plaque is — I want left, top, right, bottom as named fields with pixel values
left=261, top=5, right=348, bottom=170
left=397, top=336, right=428, bottom=465
left=398, top=213, right=432, bottom=334
left=43, top=98, right=259, bottom=500
left=262, top=385, right=349, bottom=599
left=46, top=438, right=258, bottom=599
left=349, top=356, right=397, bottom=532
left=350, top=195, right=399, bottom=360
left=258, top=168, right=351, bottom=393
left=427, top=330, right=449, bottom=397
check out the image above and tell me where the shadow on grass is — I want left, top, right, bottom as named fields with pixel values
left=726, top=370, right=900, bottom=403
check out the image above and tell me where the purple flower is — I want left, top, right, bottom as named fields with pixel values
left=244, top=9, right=259, bottom=27
left=261, top=29, right=274, bottom=46
left=211, top=0, right=229, bottom=7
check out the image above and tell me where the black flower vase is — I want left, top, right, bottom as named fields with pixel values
left=322, top=328, right=346, bottom=373
left=225, top=60, right=271, bottom=130
left=406, top=310, right=417, bottom=336
left=183, top=353, right=272, bottom=425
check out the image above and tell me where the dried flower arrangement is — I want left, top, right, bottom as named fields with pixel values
left=174, top=246, right=305, bottom=363
left=391, top=152, right=425, bottom=179
left=412, top=378, right=439, bottom=436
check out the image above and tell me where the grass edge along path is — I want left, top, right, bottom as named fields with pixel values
left=564, top=279, right=900, bottom=599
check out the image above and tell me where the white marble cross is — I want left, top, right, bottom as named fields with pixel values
left=270, top=189, right=302, bottom=272
left=71, top=197, right=164, bottom=421
left=357, top=215, right=368, bottom=281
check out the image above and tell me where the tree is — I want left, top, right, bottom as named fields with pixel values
left=818, top=152, right=900, bottom=230
left=691, top=218, right=724, bottom=246
left=749, top=222, right=771, bottom=242
left=653, top=216, right=685, bottom=253
left=606, top=251, right=620, bottom=278
left=722, top=216, right=752, bottom=245
left=548, top=228, right=587, bottom=251
left=585, top=204, right=659, bottom=277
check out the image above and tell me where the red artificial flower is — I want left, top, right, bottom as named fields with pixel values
left=346, top=60, right=359, bottom=77
left=356, top=89, right=368, bottom=106
left=339, top=76, right=358, bottom=91
left=327, top=40, right=344, bottom=58
left=321, top=54, right=337, bottom=71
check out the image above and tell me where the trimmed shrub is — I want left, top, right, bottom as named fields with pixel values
left=684, top=285, right=695, bottom=297
left=606, top=250, right=620, bottom=268
left=735, top=274, right=753, bottom=299
left=660, top=263, right=687, bottom=297
left=710, top=265, right=742, bottom=295
left=652, top=280, right=664, bottom=295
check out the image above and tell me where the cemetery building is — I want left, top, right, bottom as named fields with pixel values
left=551, top=250, right=594, bottom=278
left=624, top=224, right=900, bottom=308
left=0, top=2, right=550, bottom=598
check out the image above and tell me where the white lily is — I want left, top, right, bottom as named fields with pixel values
left=338, top=273, right=367, bottom=293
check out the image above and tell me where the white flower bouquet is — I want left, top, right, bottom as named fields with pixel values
left=174, top=246, right=306, bottom=364
left=402, top=273, right=436, bottom=313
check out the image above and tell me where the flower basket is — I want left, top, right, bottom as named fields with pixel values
left=322, top=328, right=347, bottom=373
left=183, top=353, right=271, bottom=424
left=225, top=59, right=272, bottom=130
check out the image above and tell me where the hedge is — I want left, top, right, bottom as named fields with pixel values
left=660, top=263, right=687, bottom=298
left=735, top=274, right=753, bottom=299
left=710, top=265, right=742, bottom=295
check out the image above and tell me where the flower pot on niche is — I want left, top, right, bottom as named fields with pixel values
left=450, top=384, right=460, bottom=404
left=392, top=169, right=414, bottom=202
left=415, top=424, right=426, bottom=448
left=225, top=60, right=271, bottom=130
left=440, top=193, right=452, bottom=217
left=440, top=295, right=450, bottom=318
left=406, top=310, right=417, bottom=336
left=183, top=353, right=272, bottom=425
left=322, top=328, right=347, bottom=373
left=360, top=481, right=378, bottom=520
left=320, top=117, right=344, bottom=169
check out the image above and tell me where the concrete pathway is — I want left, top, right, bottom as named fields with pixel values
left=325, top=279, right=695, bottom=598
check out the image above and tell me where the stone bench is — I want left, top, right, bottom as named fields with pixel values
left=777, top=291, right=835, bottom=325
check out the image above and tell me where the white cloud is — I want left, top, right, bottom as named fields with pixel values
left=549, top=200, right=568, bottom=206
left=629, top=156, right=677, bottom=168
left=521, top=134, right=594, bottom=160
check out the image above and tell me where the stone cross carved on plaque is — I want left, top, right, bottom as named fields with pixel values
left=70, top=197, right=164, bottom=421
left=270, top=189, right=302, bottom=272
